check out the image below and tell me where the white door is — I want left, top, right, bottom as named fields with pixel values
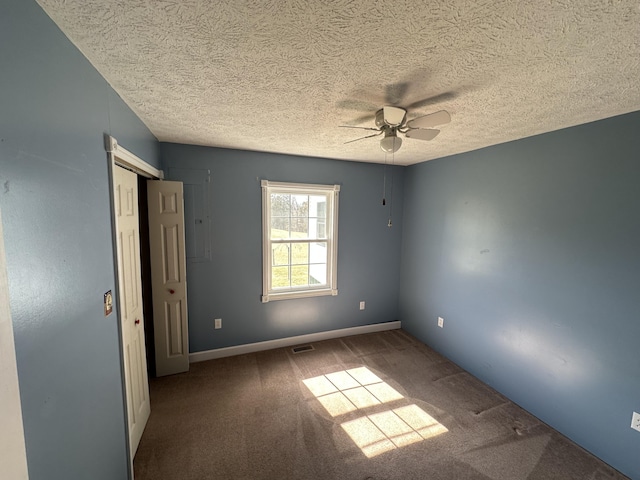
left=147, top=180, right=189, bottom=376
left=113, top=165, right=150, bottom=457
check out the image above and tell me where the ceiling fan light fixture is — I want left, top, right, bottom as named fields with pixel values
left=341, top=105, right=449, bottom=153
left=382, top=106, right=407, bottom=126
left=380, top=132, right=402, bottom=153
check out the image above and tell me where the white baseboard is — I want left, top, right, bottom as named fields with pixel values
left=189, top=321, right=401, bottom=363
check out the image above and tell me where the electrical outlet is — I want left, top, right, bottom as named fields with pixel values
left=359, top=301, right=365, bottom=310
left=437, top=317, right=444, bottom=328
left=632, top=412, right=640, bottom=432
left=214, top=318, right=222, bottom=329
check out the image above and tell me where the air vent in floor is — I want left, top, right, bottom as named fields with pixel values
left=292, top=345, right=315, bottom=354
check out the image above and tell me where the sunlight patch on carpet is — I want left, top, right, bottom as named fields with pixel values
left=303, top=367, right=448, bottom=457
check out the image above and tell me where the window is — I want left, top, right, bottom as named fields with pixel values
left=261, top=180, right=339, bottom=302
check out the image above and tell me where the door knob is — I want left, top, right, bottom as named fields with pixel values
left=135, top=319, right=140, bottom=325
left=169, top=289, right=175, bottom=294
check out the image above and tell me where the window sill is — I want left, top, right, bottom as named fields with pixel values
left=262, top=288, right=338, bottom=303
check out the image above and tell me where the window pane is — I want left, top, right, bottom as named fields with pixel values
left=318, top=220, right=326, bottom=239
left=311, top=196, right=327, bottom=218
left=310, top=242, right=327, bottom=262
left=271, top=194, right=290, bottom=217
left=272, top=266, right=290, bottom=288
left=291, top=265, right=309, bottom=287
left=292, top=242, right=309, bottom=265
left=309, top=218, right=326, bottom=239
left=272, top=243, right=290, bottom=266
left=309, top=196, right=327, bottom=239
left=291, top=195, right=308, bottom=218
left=310, top=263, right=327, bottom=285
left=309, top=240, right=327, bottom=286
left=291, top=217, right=308, bottom=236
left=271, top=217, right=289, bottom=239
left=308, top=218, right=317, bottom=238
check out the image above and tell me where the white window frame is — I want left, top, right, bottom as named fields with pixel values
left=261, top=180, right=340, bottom=302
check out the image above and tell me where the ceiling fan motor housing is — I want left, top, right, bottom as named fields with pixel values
left=375, top=107, right=407, bottom=128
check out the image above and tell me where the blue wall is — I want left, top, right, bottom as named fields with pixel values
left=161, top=143, right=403, bottom=352
left=399, top=111, right=640, bottom=479
left=0, top=0, right=159, bottom=478
left=3, top=1, right=638, bottom=478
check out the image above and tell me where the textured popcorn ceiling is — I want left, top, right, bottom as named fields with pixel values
left=38, top=0, right=640, bottom=165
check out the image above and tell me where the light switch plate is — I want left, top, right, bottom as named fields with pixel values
left=437, top=317, right=444, bottom=328
left=214, top=318, right=222, bottom=329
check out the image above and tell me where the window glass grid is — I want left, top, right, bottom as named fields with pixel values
left=269, top=191, right=329, bottom=289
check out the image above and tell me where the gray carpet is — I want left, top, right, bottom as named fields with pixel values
left=134, top=329, right=628, bottom=479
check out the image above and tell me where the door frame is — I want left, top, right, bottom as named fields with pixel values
left=105, top=135, right=163, bottom=479
left=0, top=208, right=30, bottom=479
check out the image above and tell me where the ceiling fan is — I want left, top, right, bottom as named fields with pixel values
left=341, top=106, right=451, bottom=153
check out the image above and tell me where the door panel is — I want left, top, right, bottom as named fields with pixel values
left=162, top=224, right=180, bottom=282
left=148, top=180, right=189, bottom=376
left=113, top=165, right=150, bottom=457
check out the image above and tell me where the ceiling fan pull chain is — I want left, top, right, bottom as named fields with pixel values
left=382, top=151, right=387, bottom=206
left=388, top=141, right=395, bottom=228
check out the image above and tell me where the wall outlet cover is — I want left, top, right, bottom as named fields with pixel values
left=632, top=412, right=640, bottom=432
left=214, top=318, right=222, bottom=329
left=359, top=301, right=365, bottom=310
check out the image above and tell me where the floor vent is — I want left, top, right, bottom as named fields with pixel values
left=292, top=345, right=314, bottom=354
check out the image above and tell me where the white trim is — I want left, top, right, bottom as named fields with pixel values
left=331, top=187, right=339, bottom=292
left=261, top=180, right=341, bottom=192
left=104, top=135, right=164, bottom=179
left=261, top=180, right=339, bottom=302
left=105, top=135, right=161, bottom=480
left=0, top=209, right=30, bottom=479
left=189, top=321, right=401, bottom=363
left=261, top=182, right=269, bottom=301
left=262, top=287, right=337, bottom=303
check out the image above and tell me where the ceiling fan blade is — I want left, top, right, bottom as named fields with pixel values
left=405, top=129, right=440, bottom=141
left=385, top=82, right=409, bottom=105
left=339, top=125, right=380, bottom=131
left=404, top=91, right=456, bottom=110
left=383, top=106, right=406, bottom=126
left=407, top=110, right=451, bottom=129
left=344, top=131, right=383, bottom=144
